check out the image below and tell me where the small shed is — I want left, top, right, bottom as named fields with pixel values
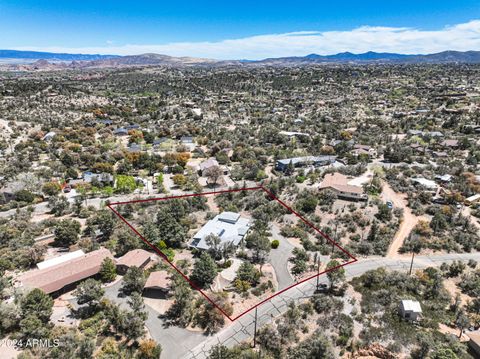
left=399, top=300, right=422, bottom=321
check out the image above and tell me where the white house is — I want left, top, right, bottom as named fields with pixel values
left=189, top=212, right=251, bottom=250
left=411, top=178, right=438, bottom=191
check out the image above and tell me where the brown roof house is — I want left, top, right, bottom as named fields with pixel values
left=116, top=249, right=157, bottom=274
left=198, top=157, right=228, bottom=176
left=319, top=172, right=367, bottom=201
left=17, top=248, right=114, bottom=295
left=143, top=271, right=171, bottom=297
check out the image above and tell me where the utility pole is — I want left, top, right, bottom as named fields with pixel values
left=408, top=250, right=415, bottom=276
left=332, top=221, right=338, bottom=254
left=252, top=307, right=258, bottom=348
left=408, top=234, right=419, bottom=276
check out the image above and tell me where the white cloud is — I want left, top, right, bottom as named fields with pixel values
left=12, top=20, right=480, bottom=60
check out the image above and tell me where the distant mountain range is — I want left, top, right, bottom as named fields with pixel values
left=2, top=49, right=480, bottom=69
left=0, top=50, right=119, bottom=61
left=255, top=51, right=480, bottom=65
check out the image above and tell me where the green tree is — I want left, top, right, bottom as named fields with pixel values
left=326, top=260, right=346, bottom=290
left=431, top=348, right=458, bottom=359
left=236, top=261, right=260, bottom=286
left=48, top=195, right=70, bottom=216
left=74, top=279, right=105, bottom=308
left=122, top=266, right=146, bottom=294
left=19, top=314, right=50, bottom=339
left=290, top=248, right=309, bottom=279
left=376, top=203, right=392, bottom=222
left=15, top=190, right=35, bottom=203
left=208, top=345, right=235, bottom=359
left=54, top=219, right=81, bottom=246
left=248, top=232, right=271, bottom=272
left=194, top=293, right=232, bottom=334
left=92, top=209, right=116, bottom=240
left=164, top=274, right=194, bottom=326
left=172, top=174, right=187, bottom=187
left=99, top=257, right=117, bottom=283
left=122, top=292, right=148, bottom=343
left=455, top=310, right=470, bottom=338
left=42, top=182, right=61, bottom=197
left=115, top=175, right=137, bottom=193
left=114, top=227, right=143, bottom=256
left=20, top=288, right=53, bottom=323
left=156, top=208, right=187, bottom=248
left=191, top=252, right=218, bottom=288
left=96, top=337, right=122, bottom=359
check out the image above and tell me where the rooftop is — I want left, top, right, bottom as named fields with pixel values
left=320, top=172, right=364, bottom=195
left=144, top=271, right=170, bottom=290
left=190, top=212, right=251, bottom=250
left=37, top=250, right=85, bottom=270
left=400, top=299, right=422, bottom=313
left=18, top=248, right=113, bottom=294
left=116, top=249, right=154, bottom=268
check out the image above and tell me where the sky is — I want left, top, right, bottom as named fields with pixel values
left=1, top=1, right=480, bottom=59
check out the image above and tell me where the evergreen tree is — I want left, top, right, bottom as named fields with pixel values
left=191, top=252, right=218, bottom=288
left=99, top=257, right=117, bottom=283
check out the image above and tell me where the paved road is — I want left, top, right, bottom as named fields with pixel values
left=0, top=192, right=161, bottom=219
left=183, top=252, right=480, bottom=359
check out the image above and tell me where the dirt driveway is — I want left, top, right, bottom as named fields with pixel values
left=381, top=181, right=426, bottom=258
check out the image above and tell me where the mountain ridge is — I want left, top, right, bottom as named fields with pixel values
left=2, top=49, right=480, bottom=68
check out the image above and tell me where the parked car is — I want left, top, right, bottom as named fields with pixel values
left=386, top=200, right=393, bottom=209
left=315, top=283, right=328, bottom=293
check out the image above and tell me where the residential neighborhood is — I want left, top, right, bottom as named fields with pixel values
left=1, top=25, right=480, bottom=359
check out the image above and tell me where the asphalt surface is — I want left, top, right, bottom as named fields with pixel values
left=268, top=223, right=295, bottom=290
left=103, top=280, right=206, bottom=359
left=183, top=252, right=480, bottom=359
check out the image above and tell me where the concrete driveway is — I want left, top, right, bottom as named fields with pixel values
left=268, top=223, right=295, bottom=290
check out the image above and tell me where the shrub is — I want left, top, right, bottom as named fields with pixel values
left=235, top=279, right=251, bottom=293
left=271, top=240, right=280, bottom=249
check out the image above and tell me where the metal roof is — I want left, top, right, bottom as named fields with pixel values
left=190, top=212, right=251, bottom=250
left=37, top=250, right=85, bottom=270
left=400, top=300, right=422, bottom=313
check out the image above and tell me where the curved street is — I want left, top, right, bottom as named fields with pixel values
left=182, top=252, right=480, bottom=359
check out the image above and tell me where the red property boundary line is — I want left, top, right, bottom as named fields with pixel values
left=107, top=186, right=357, bottom=322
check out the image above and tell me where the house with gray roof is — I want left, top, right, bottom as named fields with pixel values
left=189, top=212, right=251, bottom=250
